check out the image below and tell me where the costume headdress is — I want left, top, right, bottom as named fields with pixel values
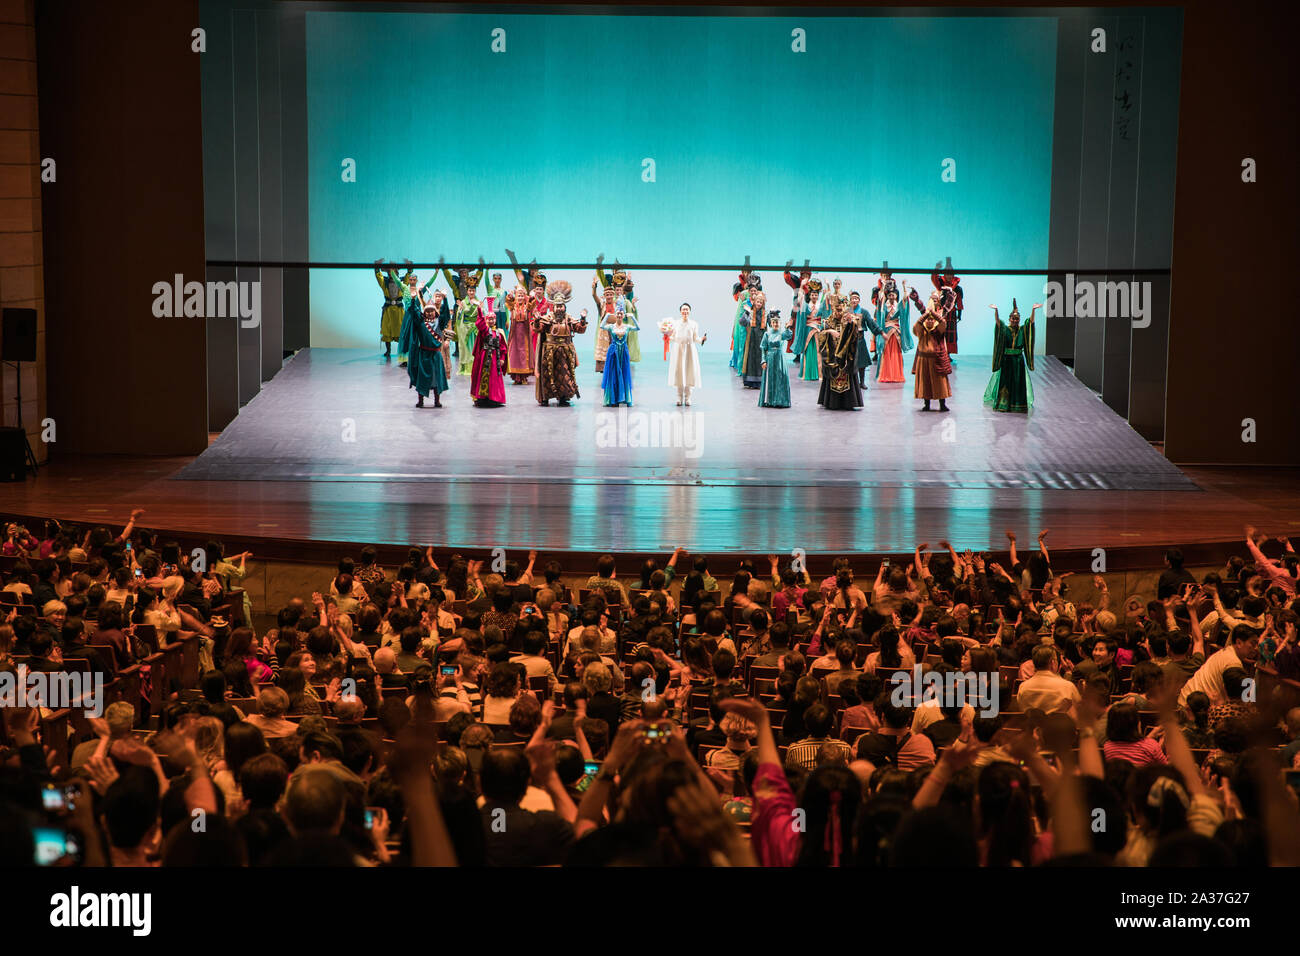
left=547, top=280, right=572, bottom=306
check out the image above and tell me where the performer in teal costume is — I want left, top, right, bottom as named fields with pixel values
left=983, top=299, right=1038, bottom=412
left=848, top=290, right=879, bottom=388
left=758, top=310, right=793, bottom=408
left=791, top=278, right=823, bottom=361
left=399, top=293, right=450, bottom=408
left=396, top=261, right=435, bottom=369
left=798, top=297, right=822, bottom=383
left=731, top=291, right=749, bottom=375
left=730, top=271, right=759, bottom=375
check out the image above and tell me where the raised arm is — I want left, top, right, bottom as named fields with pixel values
left=937, top=540, right=965, bottom=579
left=115, top=508, right=145, bottom=544
left=389, top=731, right=458, bottom=867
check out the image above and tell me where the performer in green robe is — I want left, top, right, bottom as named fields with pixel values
left=453, top=291, right=485, bottom=376
left=399, top=291, right=450, bottom=408
left=983, top=299, right=1038, bottom=413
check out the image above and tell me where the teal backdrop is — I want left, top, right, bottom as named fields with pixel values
left=305, top=10, right=1057, bottom=345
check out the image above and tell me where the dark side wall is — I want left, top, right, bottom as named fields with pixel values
left=37, top=0, right=207, bottom=455
left=1163, top=0, right=1298, bottom=465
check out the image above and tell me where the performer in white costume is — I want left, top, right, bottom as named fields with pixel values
left=667, top=302, right=707, bottom=406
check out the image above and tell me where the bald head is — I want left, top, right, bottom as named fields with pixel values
left=373, top=646, right=397, bottom=673
left=283, top=767, right=346, bottom=835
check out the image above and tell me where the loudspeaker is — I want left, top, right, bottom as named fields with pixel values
left=1, top=308, right=36, bottom=362
left=0, top=427, right=27, bottom=481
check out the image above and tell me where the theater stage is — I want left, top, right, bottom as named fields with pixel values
left=2, top=348, right=1291, bottom=564
left=178, top=347, right=1193, bottom=492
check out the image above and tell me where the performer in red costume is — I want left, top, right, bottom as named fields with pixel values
left=931, top=265, right=964, bottom=359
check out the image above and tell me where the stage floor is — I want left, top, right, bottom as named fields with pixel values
left=4, top=348, right=1288, bottom=561
left=177, top=348, right=1196, bottom=492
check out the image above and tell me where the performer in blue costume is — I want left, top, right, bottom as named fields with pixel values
left=758, top=310, right=793, bottom=408
left=600, top=308, right=637, bottom=406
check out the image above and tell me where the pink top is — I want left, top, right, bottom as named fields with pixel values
left=751, top=762, right=800, bottom=867
left=1103, top=738, right=1167, bottom=766
left=244, top=656, right=273, bottom=683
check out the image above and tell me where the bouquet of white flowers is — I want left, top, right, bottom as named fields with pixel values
left=658, top=318, right=675, bottom=360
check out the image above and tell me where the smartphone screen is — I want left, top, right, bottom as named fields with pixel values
left=440, top=664, right=456, bottom=677
left=41, top=785, right=65, bottom=812
left=33, top=827, right=80, bottom=866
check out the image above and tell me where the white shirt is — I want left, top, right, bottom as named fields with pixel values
left=1015, top=670, right=1081, bottom=714
left=1178, top=646, right=1243, bottom=706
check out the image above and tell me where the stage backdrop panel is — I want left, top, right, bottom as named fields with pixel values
left=304, top=11, right=1056, bottom=269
